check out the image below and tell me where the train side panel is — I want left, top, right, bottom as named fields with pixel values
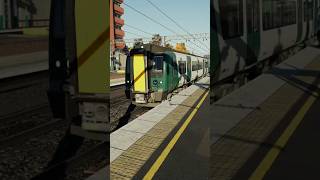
left=213, top=0, right=247, bottom=81
left=211, top=0, right=317, bottom=85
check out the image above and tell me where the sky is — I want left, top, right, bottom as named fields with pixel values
left=122, top=0, right=210, bottom=55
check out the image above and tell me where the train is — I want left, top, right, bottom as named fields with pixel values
left=48, top=0, right=108, bottom=140
left=125, top=44, right=209, bottom=106
left=210, top=0, right=320, bottom=99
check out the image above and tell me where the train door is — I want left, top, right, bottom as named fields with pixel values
left=187, top=56, right=191, bottom=82
left=196, top=58, right=199, bottom=78
left=246, top=0, right=261, bottom=65
left=202, top=59, right=207, bottom=75
left=200, top=59, right=204, bottom=76
left=177, top=56, right=186, bottom=87
left=133, top=54, right=148, bottom=93
left=168, top=56, right=174, bottom=91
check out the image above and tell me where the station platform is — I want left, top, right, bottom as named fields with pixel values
left=0, top=51, right=48, bottom=79
left=0, top=29, right=23, bottom=34
left=100, top=46, right=320, bottom=180
left=86, top=167, right=108, bottom=180
left=110, top=77, right=125, bottom=87
left=110, top=71, right=125, bottom=86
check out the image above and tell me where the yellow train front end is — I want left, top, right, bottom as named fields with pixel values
left=48, top=0, right=108, bottom=141
left=132, top=54, right=149, bottom=103
left=74, top=0, right=109, bottom=135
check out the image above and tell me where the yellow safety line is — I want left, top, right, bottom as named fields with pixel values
left=249, top=93, right=318, bottom=180
left=143, top=91, right=209, bottom=180
left=77, top=28, right=109, bottom=68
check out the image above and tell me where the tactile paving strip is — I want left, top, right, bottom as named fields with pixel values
left=210, top=57, right=320, bottom=180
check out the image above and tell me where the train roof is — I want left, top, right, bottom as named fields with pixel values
left=130, top=43, right=206, bottom=59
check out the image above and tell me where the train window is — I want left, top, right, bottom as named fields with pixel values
left=263, top=0, right=273, bottom=29
left=192, top=62, right=198, bottom=71
left=304, top=1, right=314, bottom=21
left=178, top=61, right=186, bottom=75
left=263, top=0, right=283, bottom=30
left=187, top=56, right=191, bottom=72
left=274, top=1, right=282, bottom=27
left=304, top=2, right=308, bottom=21
left=247, top=0, right=260, bottom=33
left=198, top=62, right=203, bottom=70
left=263, top=0, right=297, bottom=29
left=151, top=56, right=163, bottom=77
left=282, top=1, right=297, bottom=26
left=153, top=56, right=163, bottom=70
left=219, top=0, right=244, bottom=39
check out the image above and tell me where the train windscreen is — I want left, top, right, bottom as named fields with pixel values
left=151, top=56, right=163, bottom=77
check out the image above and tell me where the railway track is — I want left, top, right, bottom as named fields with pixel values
left=31, top=141, right=108, bottom=180
left=0, top=103, right=49, bottom=124
left=0, top=118, right=64, bottom=149
left=0, top=71, right=52, bottom=141
left=110, top=84, right=152, bottom=132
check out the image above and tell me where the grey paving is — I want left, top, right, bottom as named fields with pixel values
left=209, top=47, right=320, bottom=145
left=85, top=167, right=108, bottom=180
left=0, top=51, right=48, bottom=79
left=110, top=78, right=125, bottom=87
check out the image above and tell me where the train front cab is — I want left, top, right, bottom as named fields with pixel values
left=126, top=49, right=164, bottom=105
left=126, top=49, right=175, bottom=106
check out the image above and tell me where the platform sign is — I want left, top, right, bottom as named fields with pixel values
left=74, top=0, right=109, bottom=94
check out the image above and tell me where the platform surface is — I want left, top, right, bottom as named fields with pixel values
left=103, top=46, right=320, bottom=180
left=207, top=46, right=320, bottom=180
left=86, top=167, right=108, bottom=180
left=110, top=78, right=125, bottom=87
left=0, top=51, right=48, bottom=79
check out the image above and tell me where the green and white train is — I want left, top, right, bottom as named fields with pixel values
left=211, top=0, right=320, bottom=97
left=125, top=44, right=209, bottom=106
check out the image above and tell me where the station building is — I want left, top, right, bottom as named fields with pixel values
left=110, top=0, right=126, bottom=71
left=0, top=0, right=50, bottom=31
